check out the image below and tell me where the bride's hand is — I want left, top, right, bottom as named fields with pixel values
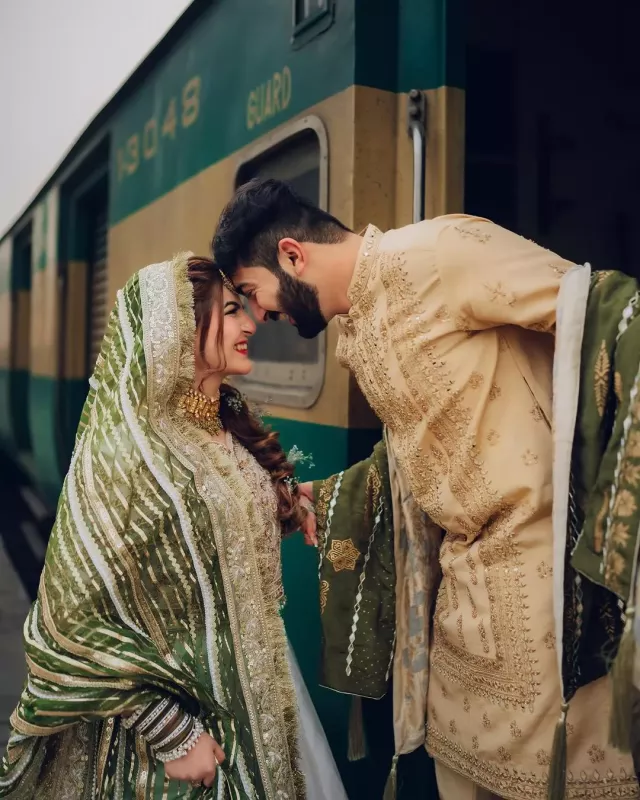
left=300, top=506, right=317, bottom=547
left=298, top=482, right=314, bottom=503
left=163, top=732, right=225, bottom=787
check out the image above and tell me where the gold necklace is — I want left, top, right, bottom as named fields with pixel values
left=176, top=388, right=222, bottom=435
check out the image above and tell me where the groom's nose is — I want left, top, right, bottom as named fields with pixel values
left=249, top=296, right=269, bottom=323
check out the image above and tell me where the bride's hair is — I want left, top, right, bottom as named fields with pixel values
left=187, top=256, right=307, bottom=536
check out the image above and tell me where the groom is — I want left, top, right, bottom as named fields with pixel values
left=212, top=178, right=636, bottom=799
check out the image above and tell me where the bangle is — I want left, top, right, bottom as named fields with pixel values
left=121, top=704, right=149, bottom=730
left=136, top=698, right=173, bottom=737
left=155, top=719, right=204, bottom=763
left=152, top=712, right=193, bottom=752
left=144, top=703, right=181, bottom=745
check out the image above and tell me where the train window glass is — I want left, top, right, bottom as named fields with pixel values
left=233, top=119, right=328, bottom=408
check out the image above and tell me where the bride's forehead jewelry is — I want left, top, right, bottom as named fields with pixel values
left=218, top=269, right=237, bottom=294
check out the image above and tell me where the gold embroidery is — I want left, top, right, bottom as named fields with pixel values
left=510, top=721, right=522, bottom=739
left=544, top=632, right=556, bottom=650
left=497, top=746, right=512, bottom=763
left=465, top=551, right=478, bottom=586
left=522, top=450, right=539, bottom=466
left=530, top=405, right=544, bottom=422
left=537, top=749, right=551, bottom=766
left=449, top=720, right=457, bottom=735
left=622, top=462, right=640, bottom=487
left=614, top=490, right=637, bottom=518
left=427, top=724, right=638, bottom=799
left=478, top=620, right=490, bottom=654
left=434, top=305, right=450, bottom=322
left=594, top=492, right=609, bottom=554
left=463, top=697, right=471, bottom=713
left=457, top=615, right=466, bottom=648
left=326, top=539, right=360, bottom=572
left=482, top=713, right=491, bottom=729
left=537, top=561, right=553, bottom=578
left=488, top=383, right=502, bottom=401
left=319, top=580, right=329, bottom=614
left=594, top=341, right=610, bottom=418
left=316, top=476, right=338, bottom=533
left=588, top=745, right=605, bottom=764
left=467, top=587, right=477, bottom=619
left=487, top=429, right=500, bottom=446
left=615, top=372, right=624, bottom=403
left=455, top=225, right=492, bottom=244
left=550, top=262, right=571, bottom=276
left=611, top=523, right=630, bottom=548
left=468, top=372, right=484, bottom=389
left=485, top=283, right=516, bottom=306
left=471, top=735, right=479, bottom=751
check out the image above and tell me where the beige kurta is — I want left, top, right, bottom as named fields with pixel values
left=336, top=217, right=638, bottom=799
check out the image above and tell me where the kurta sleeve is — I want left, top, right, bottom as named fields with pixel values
left=436, top=216, right=575, bottom=333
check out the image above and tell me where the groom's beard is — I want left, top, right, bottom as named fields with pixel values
left=276, top=271, right=328, bottom=339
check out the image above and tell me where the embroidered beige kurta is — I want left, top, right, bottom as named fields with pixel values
left=336, top=217, right=638, bottom=799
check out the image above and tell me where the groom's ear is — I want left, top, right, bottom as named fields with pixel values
left=278, top=238, right=306, bottom=276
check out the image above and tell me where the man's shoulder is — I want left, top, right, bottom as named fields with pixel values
left=379, top=214, right=493, bottom=253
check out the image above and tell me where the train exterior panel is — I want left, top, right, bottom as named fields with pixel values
left=0, top=0, right=464, bottom=794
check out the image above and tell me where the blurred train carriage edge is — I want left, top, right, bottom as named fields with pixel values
left=1, top=0, right=640, bottom=797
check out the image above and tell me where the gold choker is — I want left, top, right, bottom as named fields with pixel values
left=176, top=388, right=222, bottom=435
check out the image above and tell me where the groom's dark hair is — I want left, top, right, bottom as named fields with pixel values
left=212, top=178, right=351, bottom=277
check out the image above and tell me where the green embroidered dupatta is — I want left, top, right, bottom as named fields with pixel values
left=0, top=256, right=302, bottom=799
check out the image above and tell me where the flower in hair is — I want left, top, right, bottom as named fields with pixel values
left=224, top=392, right=244, bottom=413
left=286, top=445, right=315, bottom=470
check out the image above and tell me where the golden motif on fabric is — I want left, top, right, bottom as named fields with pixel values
left=594, top=341, right=611, bottom=418
left=433, top=507, right=541, bottom=711
left=427, top=723, right=639, bottom=799
left=326, top=539, right=360, bottom=572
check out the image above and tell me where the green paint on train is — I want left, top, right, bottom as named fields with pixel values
left=109, top=0, right=464, bottom=225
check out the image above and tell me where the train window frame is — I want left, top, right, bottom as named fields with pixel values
left=232, top=115, right=329, bottom=409
left=291, top=0, right=335, bottom=47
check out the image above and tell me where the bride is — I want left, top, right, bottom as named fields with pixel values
left=0, top=254, right=347, bottom=800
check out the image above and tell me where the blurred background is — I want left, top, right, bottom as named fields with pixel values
left=1, top=0, right=640, bottom=796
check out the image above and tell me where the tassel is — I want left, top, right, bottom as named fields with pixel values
left=609, top=608, right=636, bottom=753
left=347, top=696, right=367, bottom=762
left=382, top=754, right=399, bottom=800
left=546, top=702, right=569, bottom=800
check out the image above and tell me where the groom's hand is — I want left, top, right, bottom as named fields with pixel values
left=298, top=482, right=314, bottom=502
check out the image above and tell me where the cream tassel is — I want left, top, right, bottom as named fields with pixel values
left=347, top=695, right=367, bottom=761
left=382, top=754, right=399, bottom=800
left=546, top=702, right=569, bottom=800
left=609, top=607, right=636, bottom=753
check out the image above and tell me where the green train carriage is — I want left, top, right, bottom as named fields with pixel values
left=1, top=0, right=640, bottom=796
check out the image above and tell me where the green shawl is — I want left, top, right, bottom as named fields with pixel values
left=569, top=270, right=640, bottom=748
left=0, top=256, right=302, bottom=799
left=314, top=440, right=395, bottom=702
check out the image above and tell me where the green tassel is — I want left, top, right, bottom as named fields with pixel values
left=382, top=754, right=399, bottom=800
left=546, top=702, right=568, bottom=800
left=609, top=609, right=636, bottom=753
left=347, top=696, right=367, bottom=762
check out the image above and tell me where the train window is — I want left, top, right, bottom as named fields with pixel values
left=292, top=0, right=334, bottom=43
left=233, top=117, right=328, bottom=408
